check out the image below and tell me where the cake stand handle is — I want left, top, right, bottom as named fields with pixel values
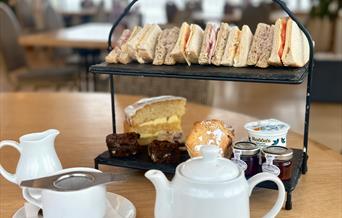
left=271, top=0, right=314, bottom=174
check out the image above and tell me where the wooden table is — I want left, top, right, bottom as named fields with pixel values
left=0, top=93, right=341, bottom=218
left=19, top=23, right=112, bottom=91
left=19, top=23, right=111, bottom=50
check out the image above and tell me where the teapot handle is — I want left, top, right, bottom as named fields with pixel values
left=248, top=172, right=286, bottom=218
left=0, top=140, right=22, bottom=184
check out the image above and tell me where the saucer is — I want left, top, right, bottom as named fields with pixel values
left=13, top=192, right=136, bottom=218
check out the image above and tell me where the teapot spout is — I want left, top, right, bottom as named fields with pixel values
left=145, top=170, right=171, bottom=218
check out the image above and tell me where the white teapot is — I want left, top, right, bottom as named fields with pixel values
left=145, top=145, right=285, bottom=218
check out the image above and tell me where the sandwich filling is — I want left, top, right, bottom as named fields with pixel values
left=105, top=29, right=132, bottom=63
left=278, top=18, right=287, bottom=59
left=207, top=25, right=218, bottom=62
left=117, top=29, right=131, bottom=46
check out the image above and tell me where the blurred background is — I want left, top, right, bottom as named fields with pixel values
left=0, top=0, right=341, bottom=152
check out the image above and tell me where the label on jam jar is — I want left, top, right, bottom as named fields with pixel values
left=262, top=154, right=280, bottom=176
left=232, top=150, right=248, bottom=171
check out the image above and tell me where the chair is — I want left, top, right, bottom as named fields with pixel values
left=236, top=3, right=272, bottom=32
left=42, top=2, right=65, bottom=31
left=14, top=0, right=36, bottom=32
left=0, top=2, right=78, bottom=91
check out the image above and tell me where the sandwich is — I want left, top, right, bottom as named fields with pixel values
left=164, top=27, right=181, bottom=65
left=126, top=25, right=145, bottom=62
left=153, top=27, right=180, bottom=65
left=105, top=29, right=131, bottom=64
left=170, top=22, right=190, bottom=64
left=268, top=18, right=287, bottom=66
left=247, top=23, right=274, bottom=68
left=184, top=24, right=204, bottom=65
left=221, top=26, right=240, bottom=66
left=211, top=23, right=230, bottom=66
left=136, top=24, right=162, bottom=63
left=233, top=25, right=253, bottom=67
left=281, top=19, right=309, bottom=67
left=198, top=23, right=218, bottom=65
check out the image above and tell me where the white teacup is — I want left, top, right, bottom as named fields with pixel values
left=23, top=167, right=107, bottom=218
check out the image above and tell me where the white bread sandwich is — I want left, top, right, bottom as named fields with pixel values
left=105, top=29, right=131, bottom=64
left=125, top=26, right=144, bottom=61
left=184, top=24, right=204, bottom=66
left=153, top=27, right=180, bottom=65
left=136, top=24, right=162, bottom=63
left=233, top=25, right=253, bottom=67
left=281, top=19, right=309, bottom=67
left=221, top=26, right=240, bottom=66
left=268, top=18, right=287, bottom=66
left=170, top=22, right=190, bottom=64
left=247, top=23, right=274, bottom=68
left=198, top=23, right=219, bottom=65
left=211, top=23, right=230, bottom=66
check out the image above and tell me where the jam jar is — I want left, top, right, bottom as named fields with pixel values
left=231, top=141, right=260, bottom=177
left=261, top=146, right=293, bottom=181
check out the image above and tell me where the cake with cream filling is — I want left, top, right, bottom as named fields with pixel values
left=124, top=96, right=186, bottom=145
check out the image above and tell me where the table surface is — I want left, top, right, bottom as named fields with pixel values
left=0, top=93, right=341, bottom=218
left=18, top=23, right=112, bottom=49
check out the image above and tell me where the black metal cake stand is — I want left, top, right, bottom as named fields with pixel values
left=89, top=0, right=314, bottom=211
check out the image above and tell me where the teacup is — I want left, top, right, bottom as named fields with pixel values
left=23, top=167, right=107, bottom=218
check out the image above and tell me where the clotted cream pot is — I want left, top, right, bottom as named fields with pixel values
left=145, top=145, right=285, bottom=218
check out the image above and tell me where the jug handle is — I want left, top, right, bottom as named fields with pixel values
left=23, top=187, right=43, bottom=208
left=0, top=140, right=22, bottom=184
left=248, top=172, right=286, bottom=218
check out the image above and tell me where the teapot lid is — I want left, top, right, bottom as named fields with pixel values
left=179, top=145, right=240, bottom=182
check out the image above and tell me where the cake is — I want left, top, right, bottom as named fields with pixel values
left=106, top=132, right=140, bottom=157
left=124, top=96, right=186, bottom=145
left=147, top=140, right=182, bottom=164
left=185, top=119, right=234, bottom=157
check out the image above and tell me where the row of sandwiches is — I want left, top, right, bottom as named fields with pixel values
left=105, top=17, right=309, bottom=68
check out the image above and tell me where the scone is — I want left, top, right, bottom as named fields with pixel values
left=185, top=119, right=234, bottom=157
left=124, top=96, right=186, bottom=145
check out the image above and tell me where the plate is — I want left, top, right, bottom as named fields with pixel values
left=12, top=192, right=136, bottom=218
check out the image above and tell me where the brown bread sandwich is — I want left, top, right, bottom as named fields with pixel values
left=153, top=27, right=180, bottom=65
left=247, top=23, right=274, bottom=68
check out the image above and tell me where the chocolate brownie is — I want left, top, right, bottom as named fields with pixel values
left=106, top=132, right=140, bottom=157
left=147, top=140, right=181, bottom=164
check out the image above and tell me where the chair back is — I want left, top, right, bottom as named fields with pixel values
left=237, top=3, right=271, bottom=32
left=0, top=3, right=27, bottom=72
left=15, top=0, right=35, bottom=31
left=43, top=3, right=64, bottom=30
